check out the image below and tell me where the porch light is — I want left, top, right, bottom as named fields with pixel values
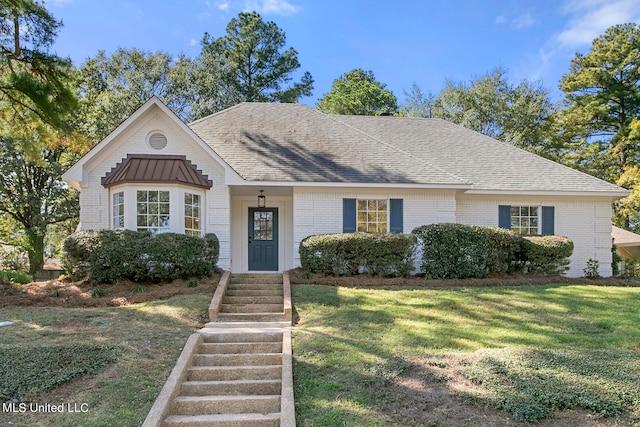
left=258, top=190, right=266, bottom=208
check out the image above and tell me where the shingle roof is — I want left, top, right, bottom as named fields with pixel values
left=188, top=103, right=626, bottom=194
left=102, top=154, right=212, bottom=189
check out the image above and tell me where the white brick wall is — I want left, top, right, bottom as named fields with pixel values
left=457, top=195, right=614, bottom=277
left=292, top=187, right=457, bottom=267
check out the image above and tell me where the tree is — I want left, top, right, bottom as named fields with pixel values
left=402, top=82, right=436, bottom=118
left=190, top=11, right=313, bottom=119
left=0, top=134, right=79, bottom=274
left=0, top=0, right=77, bottom=136
left=559, top=23, right=640, bottom=180
left=559, top=23, right=640, bottom=228
left=316, top=68, right=398, bottom=115
left=429, top=68, right=557, bottom=154
left=78, top=48, right=192, bottom=142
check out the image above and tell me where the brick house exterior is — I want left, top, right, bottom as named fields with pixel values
left=63, top=97, right=627, bottom=277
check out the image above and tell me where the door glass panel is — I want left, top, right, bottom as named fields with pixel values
left=253, top=211, right=273, bottom=240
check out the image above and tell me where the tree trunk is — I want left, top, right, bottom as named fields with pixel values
left=26, top=229, right=45, bottom=276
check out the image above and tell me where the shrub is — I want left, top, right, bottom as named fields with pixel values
left=412, top=224, right=520, bottom=279
left=0, top=270, right=33, bottom=285
left=299, top=232, right=417, bottom=277
left=62, top=230, right=220, bottom=283
left=516, top=235, right=574, bottom=275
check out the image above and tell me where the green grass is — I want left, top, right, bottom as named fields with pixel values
left=292, top=284, right=640, bottom=425
left=0, top=293, right=210, bottom=427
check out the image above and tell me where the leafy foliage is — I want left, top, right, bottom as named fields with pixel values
left=517, top=235, right=574, bottom=274
left=559, top=23, right=640, bottom=228
left=412, top=224, right=521, bottom=279
left=411, top=224, right=573, bottom=278
left=317, top=68, right=398, bottom=115
left=0, top=136, right=79, bottom=274
left=425, top=68, right=557, bottom=155
left=0, top=344, right=121, bottom=401
left=189, top=11, right=313, bottom=119
left=299, top=232, right=416, bottom=277
left=0, top=269, right=32, bottom=284
left=78, top=48, right=192, bottom=141
left=0, top=0, right=77, bottom=133
left=62, top=230, right=220, bottom=283
left=462, top=349, right=638, bottom=422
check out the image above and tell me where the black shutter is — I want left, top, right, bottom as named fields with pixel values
left=389, top=199, right=403, bottom=233
left=541, top=206, right=555, bottom=235
left=343, top=199, right=357, bottom=232
left=499, top=205, right=511, bottom=229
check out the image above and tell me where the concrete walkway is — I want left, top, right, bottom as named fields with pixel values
left=143, top=272, right=295, bottom=427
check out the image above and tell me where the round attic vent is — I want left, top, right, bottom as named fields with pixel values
left=148, top=132, right=168, bottom=150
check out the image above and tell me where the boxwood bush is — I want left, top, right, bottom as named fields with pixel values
left=62, top=230, right=219, bottom=283
left=299, top=232, right=417, bottom=277
left=411, top=223, right=573, bottom=279
left=516, top=235, right=574, bottom=274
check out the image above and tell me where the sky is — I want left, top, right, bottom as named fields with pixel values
left=46, top=0, right=640, bottom=107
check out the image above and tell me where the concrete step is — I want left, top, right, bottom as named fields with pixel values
left=180, top=379, right=282, bottom=396
left=171, top=394, right=281, bottom=415
left=199, top=342, right=283, bottom=354
left=222, top=295, right=283, bottom=304
left=229, top=274, right=282, bottom=284
left=216, top=313, right=289, bottom=322
left=202, top=332, right=282, bottom=344
left=193, top=353, right=282, bottom=367
left=164, top=412, right=280, bottom=427
left=220, top=304, right=284, bottom=314
left=187, top=365, right=282, bottom=381
left=227, top=282, right=283, bottom=290
left=225, top=288, right=284, bottom=297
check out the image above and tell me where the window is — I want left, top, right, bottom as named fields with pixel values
left=112, top=191, right=124, bottom=229
left=184, top=193, right=201, bottom=236
left=499, top=205, right=554, bottom=235
left=137, top=190, right=170, bottom=233
left=510, top=206, right=539, bottom=235
left=357, top=199, right=387, bottom=232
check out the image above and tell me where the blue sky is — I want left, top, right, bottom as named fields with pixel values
left=47, top=0, right=640, bottom=107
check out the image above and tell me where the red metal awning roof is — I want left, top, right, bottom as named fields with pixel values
left=102, top=154, right=212, bottom=189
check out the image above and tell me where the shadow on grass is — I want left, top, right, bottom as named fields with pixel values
left=291, top=284, right=640, bottom=426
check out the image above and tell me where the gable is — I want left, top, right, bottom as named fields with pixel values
left=63, top=97, right=238, bottom=190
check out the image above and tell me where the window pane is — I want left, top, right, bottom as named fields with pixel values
left=510, top=206, right=539, bottom=235
left=137, top=191, right=147, bottom=202
left=159, top=191, right=169, bottom=202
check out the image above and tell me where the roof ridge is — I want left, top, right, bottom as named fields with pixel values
left=327, top=114, right=471, bottom=186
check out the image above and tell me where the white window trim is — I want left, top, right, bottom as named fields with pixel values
left=109, top=184, right=206, bottom=236
left=510, top=205, right=541, bottom=235
left=357, top=198, right=388, bottom=233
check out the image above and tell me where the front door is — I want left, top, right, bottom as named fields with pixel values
left=248, top=207, right=278, bottom=271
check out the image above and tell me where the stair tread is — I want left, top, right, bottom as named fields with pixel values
left=183, top=379, right=281, bottom=385
left=174, top=394, right=281, bottom=402
left=165, top=413, right=280, bottom=421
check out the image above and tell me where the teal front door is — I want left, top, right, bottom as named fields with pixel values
left=248, top=207, right=278, bottom=271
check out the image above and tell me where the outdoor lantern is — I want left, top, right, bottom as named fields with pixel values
left=258, top=190, right=266, bottom=208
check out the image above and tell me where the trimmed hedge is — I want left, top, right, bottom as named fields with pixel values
left=517, top=235, right=574, bottom=274
left=412, top=223, right=521, bottom=279
left=62, top=230, right=219, bottom=283
left=411, top=223, right=574, bottom=279
left=299, top=232, right=417, bottom=277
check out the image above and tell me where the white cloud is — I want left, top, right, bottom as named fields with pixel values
left=215, top=1, right=230, bottom=11
left=513, top=13, right=535, bottom=30
left=557, top=0, right=640, bottom=47
left=243, top=0, right=301, bottom=16
left=494, top=12, right=536, bottom=30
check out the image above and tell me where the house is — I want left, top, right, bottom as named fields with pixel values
left=62, top=97, right=628, bottom=277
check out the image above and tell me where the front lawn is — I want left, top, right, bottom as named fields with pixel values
left=0, top=293, right=211, bottom=427
left=292, top=284, right=640, bottom=426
